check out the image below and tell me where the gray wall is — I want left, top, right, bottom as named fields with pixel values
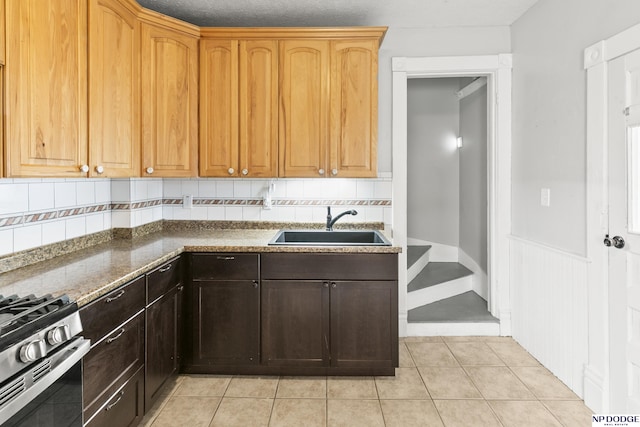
left=407, top=78, right=460, bottom=246
left=459, top=81, right=488, bottom=272
left=377, top=26, right=511, bottom=172
left=511, top=0, right=640, bottom=255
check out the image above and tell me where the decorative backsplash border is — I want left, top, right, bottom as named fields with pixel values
left=0, top=197, right=392, bottom=228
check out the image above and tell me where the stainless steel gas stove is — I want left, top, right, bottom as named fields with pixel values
left=0, top=293, right=90, bottom=426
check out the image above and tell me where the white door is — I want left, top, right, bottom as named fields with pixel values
left=608, top=48, right=640, bottom=413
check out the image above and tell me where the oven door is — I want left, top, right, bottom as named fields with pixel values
left=0, top=337, right=90, bottom=427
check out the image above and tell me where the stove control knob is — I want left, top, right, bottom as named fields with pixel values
left=20, top=340, right=47, bottom=363
left=47, top=325, right=71, bottom=345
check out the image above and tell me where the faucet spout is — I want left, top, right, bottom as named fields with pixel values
left=326, top=207, right=358, bottom=231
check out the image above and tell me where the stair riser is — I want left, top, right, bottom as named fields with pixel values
left=407, top=276, right=472, bottom=310
left=407, top=251, right=430, bottom=282
left=406, top=322, right=500, bottom=336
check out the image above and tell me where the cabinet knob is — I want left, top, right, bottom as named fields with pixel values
left=80, top=164, right=89, bottom=173
left=242, top=168, right=249, bottom=176
left=95, top=165, right=105, bottom=175
left=146, top=167, right=154, bottom=175
left=331, top=282, right=337, bottom=289
left=323, top=282, right=329, bottom=288
left=331, top=168, right=338, bottom=176
left=252, top=280, right=259, bottom=288
left=318, top=169, right=325, bottom=176
left=228, top=168, right=235, bottom=175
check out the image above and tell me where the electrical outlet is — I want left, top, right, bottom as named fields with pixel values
left=540, top=188, right=551, bottom=207
left=183, top=195, right=193, bottom=209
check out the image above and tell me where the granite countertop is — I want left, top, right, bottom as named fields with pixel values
left=0, top=228, right=400, bottom=307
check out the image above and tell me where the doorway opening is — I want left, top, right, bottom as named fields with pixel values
left=406, top=76, right=495, bottom=329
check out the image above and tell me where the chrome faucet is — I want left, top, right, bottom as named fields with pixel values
left=326, top=207, right=358, bottom=231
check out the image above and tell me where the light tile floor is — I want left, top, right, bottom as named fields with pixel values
left=141, top=336, right=593, bottom=427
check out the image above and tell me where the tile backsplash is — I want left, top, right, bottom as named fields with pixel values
left=0, top=176, right=392, bottom=257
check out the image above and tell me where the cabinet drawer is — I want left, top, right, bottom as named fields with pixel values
left=84, top=366, right=144, bottom=427
left=81, top=276, right=145, bottom=343
left=83, top=312, right=144, bottom=412
left=261, top=253, right=398, bottom=280
left=191, top=253, right=258, bottom=280
left=147, top=256, right=182, bottom=303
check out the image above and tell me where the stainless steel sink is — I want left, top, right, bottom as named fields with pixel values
left=268, top=229, right=392, bottom=246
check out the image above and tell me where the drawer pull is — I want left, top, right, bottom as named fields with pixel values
left=105, top=290, right=125, bottom=303
left=106, top=328, right=125, bottom=344
left=216, top=256, right=235, bottom=261
left=158, top=263, right=172, bottom=273
left=106, top=391, right=125, bottom=411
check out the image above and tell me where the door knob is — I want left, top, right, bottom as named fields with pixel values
left=604, top=234, right=625, bottom=249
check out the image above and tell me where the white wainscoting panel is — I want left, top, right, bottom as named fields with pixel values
left=509, top=236, right=589, bottom=398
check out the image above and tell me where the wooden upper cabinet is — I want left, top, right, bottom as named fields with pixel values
left=199, top=39, right=239, bottom=177
left=330, top=40, right=378, bottom=178
left=279, top=40, right=330, bottom=178
left=0, top=0, right=5, bottom=65
left=199, top=39, right=278, bottom=177
left=141, top=23, right=198, bottom=177
left=88, top=0, right=140, bottom=177
left=6, top=0, right=88, bottom=177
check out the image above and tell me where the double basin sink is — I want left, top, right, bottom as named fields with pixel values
left=268, top=229, right=392, bottom=246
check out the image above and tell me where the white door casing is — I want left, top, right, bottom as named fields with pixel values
left=391, top=55, right=513, bottom=336
left=608, top=49, right=640, bottom=413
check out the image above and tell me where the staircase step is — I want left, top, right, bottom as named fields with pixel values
left=408, top=262, right=472, bottom=293
left=407, top=245, right=431, bottom=269
left=408, top=291, right=499, bottom=323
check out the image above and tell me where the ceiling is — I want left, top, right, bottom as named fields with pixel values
left=136, top=0, right=540, bottom=28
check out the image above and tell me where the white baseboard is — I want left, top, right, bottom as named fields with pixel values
left=398, top=313, right=408, bottom=338
left=406, top=321, right=500, bottom=336
left=458, top=248, right=488, bottom=300
left=407, top=275, right=473, bottom=309
left=583, top=365, right=605, bottom=412
left=498, top=310, right=512, bottom=336
left=407, top=238, right=458, bottom=262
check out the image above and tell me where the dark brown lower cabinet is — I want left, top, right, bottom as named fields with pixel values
left=84, top=367, right=144, bottom=427
left=261, top=280, right=330, bottom=367
left=145, top=284, right=183, bottom=409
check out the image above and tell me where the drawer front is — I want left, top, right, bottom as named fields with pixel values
left=147, top=256, right=182, bottom=303
left=83, top=312, right=144, bottom=411
left=261, top=253, right=398, bottom=280
left=191, top=253, right=258, bottom=280
left=81, top=276, right=145, bottom=343
left=84, top=366, right=144, bottom=427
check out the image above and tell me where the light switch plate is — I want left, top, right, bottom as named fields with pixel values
left=540, top=188, right=551, bottom=207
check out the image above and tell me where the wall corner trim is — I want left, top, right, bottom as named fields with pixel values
left=498, top=53, right=512, bottom=69
left=584, top=41, right=606, bottom=69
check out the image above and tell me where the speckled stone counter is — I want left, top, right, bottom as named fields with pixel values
left=0, top=228, right=400, bottom=308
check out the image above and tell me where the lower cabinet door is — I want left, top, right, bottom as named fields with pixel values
left=330, top=280, right=398, bottom=368
left=190, top=280, right=260, bottom=366
left=261, top=280, right=330, bottom=367
left=145, top=285, right=182, bottom=409
left=84, top=367, right=144, bottom=427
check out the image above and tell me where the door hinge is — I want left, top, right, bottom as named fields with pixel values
left=624, top=107, right=630, bottom=116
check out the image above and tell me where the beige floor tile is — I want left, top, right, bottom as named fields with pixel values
left=276, top=377, right=326, bottom=399
left=374, top=367, right=430, bottom=399
left=465, top=366, right=535, bottom=400
left=151, top=396, right=220, bottom=427
left=269, top=399, right=326, bottom=427
left=434, top=400, right=501, bottom=427
left=406, top=342, right=459, bottom=367
left=488, top=400, right=562, bottom=426
left=511, top=367, right=580, bottom=400
left=403, top=336, right=444, bottom=343
left=380, top=399, right=443, bottom=427
left=543, top=400, right=594, bottom=427
left=174, top=375, right=231, bottom=397
left=487, top=342, right=541, bottom=367
left=159, top=375, right=185, bottom=397
left=327, top=376, right=378, bottom=399
left=225, top=376, right=279, bottom=398
left=327, top=399, right=385, bottom=427
left=447, top=342, right=505, bottom=366
left=418, top=366, right=482, bottom=399
left=399, top=342, right=416, bottom=367
left=210, top=398, right=273, bottom=427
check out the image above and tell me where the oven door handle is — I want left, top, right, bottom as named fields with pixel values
left=0, top=337, right=90, bottom=426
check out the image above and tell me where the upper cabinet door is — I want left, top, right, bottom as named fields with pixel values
left=330, top=40, right=378, bottom=178
left=141, top=23, right=198, bottom=177
left=239, top=40, right=278, bottom=178
left=199, top=39, right=239, bottom=177
left=6, top=0, right=88, bottom=177
left=88, top=0, right=140, bottom=178
left=279, top=40, right=329, bottom=178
